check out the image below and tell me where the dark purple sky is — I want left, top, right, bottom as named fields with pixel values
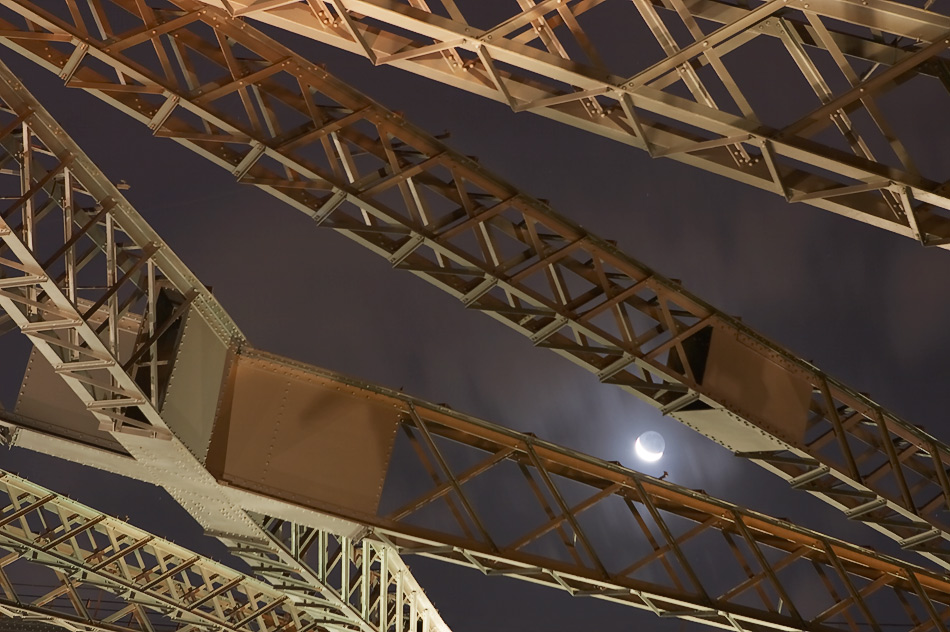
left=1, top=8, right=949, bottom=630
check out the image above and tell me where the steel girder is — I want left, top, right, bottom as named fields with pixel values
left=0, top=468, right=329, bottom=632
left=0, top=59, right=448, bottom=632
left=0, top=0, right=947, bottom=574
left=0, top=408, right=450, bottom=632
left=245, top=354, right=950, bottom=632
left=16, top=345, right=950, bottom=632
left=0, top=467, right=443, bottom=632
left=0, top=37, right=947, bottom=626
left=195, top=0, right=950, bottom=247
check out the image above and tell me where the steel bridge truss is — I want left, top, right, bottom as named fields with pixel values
left=0, top=468, right=443, bottom=632
left=202, top=0, right=950, bottom=246
left=0, top=0, right=948, bottom=578
left=0, top=58, right=447, bottom=632
left=18, top=341, right=950, bottom=632
left=0, top=468, right=322, bottom=632
left=0, top=29, right=948, bottom=632
left=195, top=347, right=950, bottom=632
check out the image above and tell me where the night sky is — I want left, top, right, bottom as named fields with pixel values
left=1, top=7, right=949, bottom=630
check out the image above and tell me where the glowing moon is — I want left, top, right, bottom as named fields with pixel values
left=635, top=431, right=665, bottom=462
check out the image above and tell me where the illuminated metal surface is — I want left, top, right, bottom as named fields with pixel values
left=0, top=406, right=450, bottom=632
left=0, top=469, right=325, bottom=632
left=200, top=0, right=950, bottom=246
left=241, top=357, right=950, bottom=632
left=0, top=86, right=945, bottom=627
left=0, top=61, right=448, bottom=632
left=0, top=467, right=443, bottom=632
left=13, top=346, right=950, bottom=632
left=0, top=0, right=946, bottom=574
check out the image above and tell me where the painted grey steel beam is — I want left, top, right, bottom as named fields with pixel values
left=0, top=0, right=948, bottom=575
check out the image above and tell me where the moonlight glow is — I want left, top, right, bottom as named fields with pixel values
left=634, top=431, right=665, bottom=462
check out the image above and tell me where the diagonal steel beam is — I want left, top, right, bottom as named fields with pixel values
left=15, top=344, right=950, bottom=632
left=193, top=0, right=950, bottom=246
left=0, top=60, right=449, bottom=632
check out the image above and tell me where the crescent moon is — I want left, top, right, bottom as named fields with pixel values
left=635, top=436, right=663, bottom=462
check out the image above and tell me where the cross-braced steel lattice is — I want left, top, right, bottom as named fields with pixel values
left=0, top=466, right=446, bottom=632
left=0, top=469, right=329, bottom=632
left=199, top=0, right=950, bottom=246
left=0, top=59, right=448, bottom=632
left=17, top=340, right=950, bottom=632
left=0, top=0, right=947, bottom=576
left=201, top=348, right=950, bottom=632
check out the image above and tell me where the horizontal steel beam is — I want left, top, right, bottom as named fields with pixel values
left=15, top=342, right=950, bottom=632
left=50, top=345, right=950, bottom=632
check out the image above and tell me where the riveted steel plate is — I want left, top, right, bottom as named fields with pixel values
left=160, top=307, right=230, bottom=462
left=208, top=351, right=400, bottom=518
left=699, top=326, right=812, bottom=448
left=15, top=348, right=125, bottom=452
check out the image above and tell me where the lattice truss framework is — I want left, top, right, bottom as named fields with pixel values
left=0, top=469, right=442, bottom=632
left=20, top=330, right=950, bottom=632
left=0, top=0, right=949, bottom=577
left=0, top=57, right=239, bottom=440
left=253, top=382, right=950, bottom=632
left=0, top=9, right=948, bottom=630
left=0, top=58, right=448, bottom=632
left=201, top=0, right=950, bottom=246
